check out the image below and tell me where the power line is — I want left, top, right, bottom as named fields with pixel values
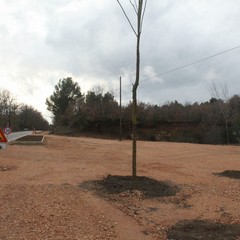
left=140, top=45, right=240, bottom=83
left=113, top=44, right=240, bottom=100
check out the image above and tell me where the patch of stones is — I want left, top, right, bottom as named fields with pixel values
left=0, top=165, right=16, bottom=171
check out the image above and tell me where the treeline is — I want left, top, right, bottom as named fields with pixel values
left=47, top=78, right=240, bottom=144
left=0, top=89, right=49, bottom=131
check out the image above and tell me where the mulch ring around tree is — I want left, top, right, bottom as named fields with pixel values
left=214, top=170, right=240, bottom=179
left=15, top=135, right=44, bottom=142
left=167, top=219, right=240, bottom=240
left=12, top=135, right=44, bottom=145
left=79, top=175, right=180, bottom=199
left=79, top=176, right=240, bottom=239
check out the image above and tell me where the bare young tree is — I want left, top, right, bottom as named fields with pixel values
left=211, top=82, right=230, bottom=144
left=117, top=0, right=147, bottom=177
left=0, top=89, right=18, bottom=128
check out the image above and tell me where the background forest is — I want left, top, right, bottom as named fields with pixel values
left=0, top=89, right=49, bottom=131
left=46, top=78, right=240, bottom=144
left=1, top=77, right=240, bottom=145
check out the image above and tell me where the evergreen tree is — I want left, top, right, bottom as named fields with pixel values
left=46, top=77, right=82, bottom=126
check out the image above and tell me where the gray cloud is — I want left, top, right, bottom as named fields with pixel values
left=1, top=0, right=240, bottom=121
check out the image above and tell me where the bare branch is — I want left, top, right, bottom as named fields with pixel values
left=130, top=0, right=138, bottom=15
left=141, top=0, right=147, bottom=29
left=220, top=82, right=229, bottom=103
left=211, top=81, right=230, bottom=143
left=211, top=82, right=220, bottom=99
left=117, top=0, right=137, bottom=37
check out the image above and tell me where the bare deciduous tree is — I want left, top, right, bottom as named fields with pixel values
left=211, top=82, right=230, bottom=144
left=0, top=89, right=18, bottom=128
left=117, top=0, right=147, bottom=177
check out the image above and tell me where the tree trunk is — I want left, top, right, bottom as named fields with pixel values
left=117, top=0, right=146, bottom=178
left=132, top=85, right=137, bottom=178
left=225, top=120, right=229, bottom=144
left=132, top=1, right=142, bottom=178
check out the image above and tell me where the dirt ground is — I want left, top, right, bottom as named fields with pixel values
left=0, top=133, right=239, bottom=240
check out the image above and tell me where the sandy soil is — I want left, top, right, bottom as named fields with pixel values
left=0, top=133, right=239, bottom=240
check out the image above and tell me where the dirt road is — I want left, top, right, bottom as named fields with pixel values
left=0, top=134, right=239, bottom=239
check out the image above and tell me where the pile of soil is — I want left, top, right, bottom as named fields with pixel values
left=15, top=135, right=44, bottom=142
left=214, top=170, right=240, bottom=179
left=80, top=175, right=180, bottom=198
left=167, top=219, right=240, bottom=240
left=80, top=175, right=240, bottom=239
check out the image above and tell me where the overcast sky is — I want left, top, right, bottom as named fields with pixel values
left=1, top=0, right=240, bottom=122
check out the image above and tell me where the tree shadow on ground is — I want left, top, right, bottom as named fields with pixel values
left=167, top=219, right=240, bottom=240
left=214, top=170, right=240, bottom=179
left=79, top=175, right=180, bottom=198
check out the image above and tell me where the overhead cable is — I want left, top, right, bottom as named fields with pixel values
left=140, top=45, right=240, bottom=83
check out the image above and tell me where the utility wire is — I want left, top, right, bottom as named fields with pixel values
left=140, top=45, right=240, bottom=83
left=113, top=44, right=240, bottom=99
